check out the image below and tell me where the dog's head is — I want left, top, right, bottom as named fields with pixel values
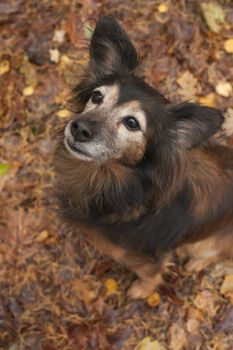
left=64, top=16, right=224, bottom=169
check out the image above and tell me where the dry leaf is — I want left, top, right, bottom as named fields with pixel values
left=169, top=324, right=188, bottom=350
left=23, top=86, right=34, bottom=96
left=49, top=49, right=60, bottom=63
left=53, top=29, right=66, bottom=43
left=135, top=337, right=166, bottom=350
left=201, top=3, right=225, bottom=33
left=0, top=60, right=10, bottom=75
left=105, top=278, right=118, bottom=294
left=215, top=81, right=232, bottom=97
left=158, top=4, right=168, bottom=13
left=222, top=108, right=233, bottom=137
left=224, top=38, right=233, bottom=53
left=186, top=318, right=200, bottom=334
left=56, top=109, right=70, bottom=118
left=198, top=93, right=215, bottom=108
left=35, top=230, right=49, bottom=243
left=177, top=71, right=198, bottom=99
left=193, top=290, right=218, bottom=318
left=220, top=275, right=233, bottom=301
left=146, top=292, right=161, bottom=308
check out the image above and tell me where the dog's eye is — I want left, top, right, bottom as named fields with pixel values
left=123, top=116, right=140, bottom=131
left=91, top=90, right=103, bottom=104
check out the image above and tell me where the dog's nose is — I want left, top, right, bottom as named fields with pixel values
left=70, top=120, right=93, bottom=142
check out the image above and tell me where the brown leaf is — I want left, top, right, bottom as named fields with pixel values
left=169, top=324, right=188, bottom=350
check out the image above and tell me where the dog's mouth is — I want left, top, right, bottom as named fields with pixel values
left=65, top=139, right=94, bottom=161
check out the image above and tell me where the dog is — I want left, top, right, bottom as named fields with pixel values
left=55, top=16, right=233, bottom=299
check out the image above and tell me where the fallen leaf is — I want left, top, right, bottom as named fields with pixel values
left=215, top=81, right=232, bottom=97
left=23, top=86, right=34, bottom=96
left=177, top=70, right=198, bottom=99
left=158, top=4, right=168, bottom=14
left=56, top=109, right=70, bottom=118
left=146, top=292, right=161, bottom=308
left=35, top=230, right=49, bottom=243
left=8, top=343, right=19, bottom=350
left=193, top=290, right=218, bottom=318
left=220, top=275, right=233, bottom=301
left=214, top=306, right=233, bottom=332
left=49, top=49, right=60, bottom=63
left=0, top=163, right=10, bottom=176
left=224, top=38, right=233, bottom=53
left=0, top=60, right=10, bottom=75
left=105, top=278, right=118, bottom=294
left=53, top=29, right=66, bottom=43
left=20, top=56, right=38, bottom=87
left=135, top=337, right=165, bottom=350
left=198, top=93, right=215, bottom=108
left=83, top=22, right=94, bottom=39
left=186, top=318, right=200, bottom=334
left=222, top=108, right=233, bottom=137
left=169, top=324, right=188, bottom=350
left=201, top=3, right=225, bottom=33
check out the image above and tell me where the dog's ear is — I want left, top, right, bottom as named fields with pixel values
left=170, top=103, right=224, bottom=148
left=89, top=16, right=138, bottom=78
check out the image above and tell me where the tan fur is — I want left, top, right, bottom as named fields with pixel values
left=187, top=148, right=232, bottom=219
left=79, top=223, right=173, bottom=299
left=177, top=227, right=233, bottom=272
left=127, top=253, right=173, bottom=299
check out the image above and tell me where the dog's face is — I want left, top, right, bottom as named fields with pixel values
left=65, top=82, right=148, bottom=163
left=64, top=16, right=224, bottom=166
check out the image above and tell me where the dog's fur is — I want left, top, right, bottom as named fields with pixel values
left=55, top=16, right=233, bottom=299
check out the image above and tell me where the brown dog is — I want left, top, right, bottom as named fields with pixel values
left=55, top=16, right=233, bottom=299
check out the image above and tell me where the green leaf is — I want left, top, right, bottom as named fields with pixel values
left=0, top=163, right=10, bottom=176
left=201, top=3, right=225, bottom=33
left=83, top=23, right=93, bottom=39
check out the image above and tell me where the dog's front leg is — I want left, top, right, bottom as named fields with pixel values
left=126, top=252, right=173, bottom=299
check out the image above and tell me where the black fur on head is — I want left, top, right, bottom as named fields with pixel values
left=69, top=15, right=140, bottom=112
left=90, top=16, right=139, bottom=78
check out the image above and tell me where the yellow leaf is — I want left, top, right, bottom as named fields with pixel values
left=0, top=60, right=10, bottom=75
left=215, top=81, right=232, bottom=97
left=220, top=275, right=233, bottom=296
left=146, top=292, right=161, bottom=308
left=23, top=86, right=34, bottom=96
left=0, top=164, right=10, bottom=176
left=135, top=337, right=165, bottom=350
left=35, top=230, right=49, bottom=243
left=105, top=278, right=118, bottom=294
left=198, top=93, right=215, bottom=108
left=56, top=109, right=70, bottom=118
left=224, top=38, right=233, bottom=53
left=158, top=4, right=168, bottom=13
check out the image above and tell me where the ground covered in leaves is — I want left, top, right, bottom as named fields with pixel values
left=1, top=1, right=233, bottom=349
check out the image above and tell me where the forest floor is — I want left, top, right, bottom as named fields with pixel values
left=1, top=1, right=233, bottom=349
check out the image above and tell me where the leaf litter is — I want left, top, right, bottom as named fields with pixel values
left=0, top=1, right=233, bottom=349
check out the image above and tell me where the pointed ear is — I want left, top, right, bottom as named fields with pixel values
left=89, top=16, right=139, bottom=78
left=170, top=103, right=224, bottom=148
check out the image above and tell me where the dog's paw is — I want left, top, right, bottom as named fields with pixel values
left=127, top=280, right=154, bottom=299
